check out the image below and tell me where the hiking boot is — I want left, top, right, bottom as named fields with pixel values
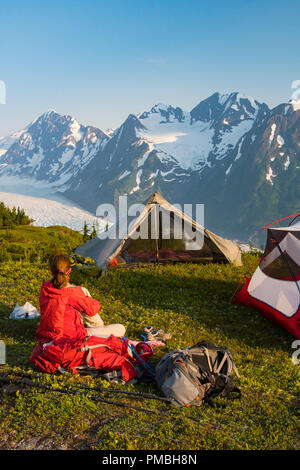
left=142, top=326, right=172, bottom=342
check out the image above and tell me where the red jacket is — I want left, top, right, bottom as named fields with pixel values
left=36, top=281, right=101, bottom=343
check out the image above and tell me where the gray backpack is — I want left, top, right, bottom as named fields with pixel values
left=155, top=340, right=240, bottom=407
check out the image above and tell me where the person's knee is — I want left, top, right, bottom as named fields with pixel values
left=117, top=324, right=126, bottom=337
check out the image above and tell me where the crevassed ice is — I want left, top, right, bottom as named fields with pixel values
left=284, top=156, right=290, bottom=170
left=118, top=170, right=131, bottom=180
left=129, top=169, right=143, bottom=194
left=269, top=123, right=276, bottom=146
left=266, top=165, right=277, bottom=184
left=277, top=135, right=284, bottom=147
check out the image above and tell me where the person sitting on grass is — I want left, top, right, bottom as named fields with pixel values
left=36, top=253, right=125, bottom=343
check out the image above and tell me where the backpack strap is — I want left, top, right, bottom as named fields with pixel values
left=220, top=380, right=241, bottom=399
left=121, top=338, right=156, bottom=377
left=100, top=370, right=125, bottom=384
left=232, top=362, right=240, bottom=379
left=201, top=346, right=213, bottom=373
left=205, top=375, right=241, bottom=405
left=207, top=348, right=240, bottom=379
left=78, top=344, right=112, bottom=367
left=214, top=351, right=228, bottom=374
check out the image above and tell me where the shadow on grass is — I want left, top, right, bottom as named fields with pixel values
left=5, top=344, right=33, bottom=368
left=99, top=267, right=293, bottom=351
left=0, top=303, right=37, bottom=367
left=0, top=304, right=38, bottom=343
left=0, top=261, right=293, bottom=369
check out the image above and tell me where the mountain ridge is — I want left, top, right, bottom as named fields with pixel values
left=0, top=92, right=299, bottom=243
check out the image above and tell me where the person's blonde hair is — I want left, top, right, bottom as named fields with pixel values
left=49, top=254, right=72, bottom=289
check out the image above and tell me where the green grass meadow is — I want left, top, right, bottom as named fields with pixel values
left=0, top=226, right=299, bottom=450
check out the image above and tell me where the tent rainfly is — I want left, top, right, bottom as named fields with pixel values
left=75, top=192, right=242, bottom=269
left=235, top=215, right=300, bottom=338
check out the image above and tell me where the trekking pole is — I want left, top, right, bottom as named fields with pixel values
left=3, top=371, right=164, bottom=401
left=0, top=376, right=75, bottom=395
left=85, top=395, right=171, bottom=416
left=0, top=375, right=203, bottom=424
left=0, top=375, right=170, bottom=417
left=0, top=369, right=169, bottom=401
left=0, top=369, right=45, bottom=381
left=70, top=383, right=173, bottom=402
left=1, top=373, right=172, bottom=402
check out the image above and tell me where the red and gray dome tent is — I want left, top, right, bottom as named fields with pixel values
left=233, top=213, right=300, bottom=339
left=75, top=192, right=242, bottom=268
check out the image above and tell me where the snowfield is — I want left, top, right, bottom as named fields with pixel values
left=136, top=110, right=215, bottom=170
left=0, top=192, right=106, bottom=232
left=136, top=99, right=257, bottom=170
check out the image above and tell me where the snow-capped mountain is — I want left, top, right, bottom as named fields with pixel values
left=210, top=98, right=300, bottom=240
left=137, top=93, right=268, bottom=170
left=1, top=92, right=299, bottom=243
left=0, top=110, right=109, bottom=190
left=63, top=92, right=271, bottom=220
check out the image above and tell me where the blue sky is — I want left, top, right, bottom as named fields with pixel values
left=0, top=0, right=300, bottom=135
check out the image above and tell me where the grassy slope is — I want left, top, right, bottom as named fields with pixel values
left=0, top=225, right=83, bottom=262
left=0, top=227, right=299, bottom=450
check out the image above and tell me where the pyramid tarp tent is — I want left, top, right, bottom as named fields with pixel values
left=75, top=192, right=242, bottom=269
left=235, top=217, right=300, bottom=338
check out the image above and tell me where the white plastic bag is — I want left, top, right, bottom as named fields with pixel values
left=9, top=302, right=40, bottom=320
